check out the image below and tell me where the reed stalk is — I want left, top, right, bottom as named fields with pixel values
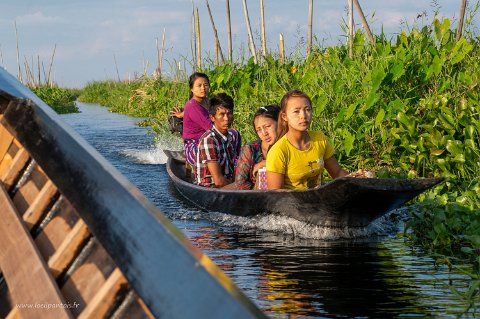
left=456, top=0, right=468, bottom=41
left=48, top=44, right=56, bottom=87
left=196, top=7, right=202, bottom=69
left=114, top=53, right=121, bottom=82
left=307, top=0, right=313, bottom=58
left=226, top=0, right=233, bottom=61
left=0, top=45, right=4, bottom=67
left=156, top=29, right=166, bottom=79
left=37, top=55, right=41, bottom=86
left=279, top=33, right=285, bottom=64
left=205, top=0, right=225, bottom=64
left=42, top=62, right=48, bottom=86
left=23, top=57, right=33, bottom=86
left=160, top=29, right=165, bottom=78
left=353, top=0, right=374, bottom=45
left=348, top=0, right=354, bottom=59
left=191, top=1, right=197, bottom=71
left=260, top=0, right=267, bottom=59
left=14, top=21, right=22, bottom=83
left=156, top=37, right=160, bottom=78
left=242, top=0, right=258, bottom=63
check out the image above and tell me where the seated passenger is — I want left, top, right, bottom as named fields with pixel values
left=170, top=72, right=241, bottom=168
left=194, top=93, right=241, bottom=188
left=266, top=90, right=349, bottom=190
left=235, top=105, right=280, bottom=190
left=172, top=72, right=211, bottom=166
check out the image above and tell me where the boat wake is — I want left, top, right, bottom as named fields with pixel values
left=122, top=142, right=182, bottom=164
left=169, top=206, right=410, bottom=240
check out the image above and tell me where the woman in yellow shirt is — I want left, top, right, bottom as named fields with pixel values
left=266, top=90, right=349, bottom=189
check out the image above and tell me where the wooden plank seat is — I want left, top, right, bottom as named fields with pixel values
left=0, top=135, right=152, bottom=318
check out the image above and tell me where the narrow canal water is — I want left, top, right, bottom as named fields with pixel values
left=62, top=102, right=475, bottom=319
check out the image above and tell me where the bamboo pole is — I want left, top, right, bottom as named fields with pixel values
left=159, top=29, right=165, bottom=78
left=353, top=0, right=374, bottom=45
left=279, top=33, right=285, bottom=64
left=155, top=29, right=166, bottom=79
left=47, top=44, right=56, bottom=87
left=23, top=57, right=32, bottom=87
left=14, top=21, right=22, bottom=83
left=226, top=0, right=233, bottom=61
left=456, top=0, right=468, bottom=41
left=155, top=37, right=160, bottom=79
left=260, top=0, right=267, bottom=59
left=113, top=54, right=121, bottom=82
left=191, top=1, right=197, bottom=71
left=242, top=0, right=257, bottom=64
left=196, top=7, right=202, bottom=69
left=0, top=45, right=4, bottom=67
left=205, top=0, right=225, bottom=63
left=42, top=61, right=48, bottom=85
left=307, top=0, right=313, bottom=58
left=348, top=0, right=354, bottom=59
left=37, top=55, right=41, bottom=86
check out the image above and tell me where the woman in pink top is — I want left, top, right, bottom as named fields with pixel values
left=171, top=72, right=241, bottom=167
left=179, top=73, right=212, bottom=165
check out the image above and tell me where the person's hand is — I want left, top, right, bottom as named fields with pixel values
left=347, top=169, right=375, bottom=178
left=253, top=160, right=266, bottom=176
left=170, top=107, right=184, bottom=118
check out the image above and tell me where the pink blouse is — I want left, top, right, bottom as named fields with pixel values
left=182, top=98, right=212, bottom=141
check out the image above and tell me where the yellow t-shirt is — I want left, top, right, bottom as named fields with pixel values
left=266, top=131, right=335, bottom=189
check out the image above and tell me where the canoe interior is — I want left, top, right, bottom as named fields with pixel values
left=166, top=150, right=444, bottom=228
left=0, top=120, right=152, bottom=318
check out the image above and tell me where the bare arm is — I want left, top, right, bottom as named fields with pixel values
left=266, top=171, right=284, bottom=189
left=324, top=156, right=349, bottom=179
left=207, top=161, right=231, bottom=187
left=170, top=107, right=184, bottom=118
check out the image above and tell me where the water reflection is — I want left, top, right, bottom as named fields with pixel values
left=242, top=233, right=420, bottom=318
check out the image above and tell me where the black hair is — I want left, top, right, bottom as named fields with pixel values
left=209, top=93, right=234, bottom=116
left=253, top=104, right=280, bottom=125
left=188, top=72, right=210, bottom=99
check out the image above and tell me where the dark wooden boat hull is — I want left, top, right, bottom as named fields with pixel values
left=165, top=150, right=444, bottom=227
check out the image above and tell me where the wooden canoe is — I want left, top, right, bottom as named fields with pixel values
left=0, top=69, right=267, bottom=319
left=164, top=150, right=444, bottom=228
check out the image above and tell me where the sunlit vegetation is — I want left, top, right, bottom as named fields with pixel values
left=30, top=85, right=80, bottom=114
left=78, top=18, right=479, bottom=309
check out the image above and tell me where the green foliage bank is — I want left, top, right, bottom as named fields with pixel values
left=31, top=85, right=80, bottom=114
left=79, top=18, right=479, bottom=307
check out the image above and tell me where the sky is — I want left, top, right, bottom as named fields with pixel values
left=1, top=0, right=478, bottom=88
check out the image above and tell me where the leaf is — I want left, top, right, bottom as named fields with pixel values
left=450, top=38, right=473, bottom=65
left=430, top=54, right=444, bottom=76
left=371, top=65, right=386, bottom=91
left=344, top=103, right=358, bottom=120
left=375, top=108, right=385, bottom=127
left=430, top=149, right=445, bottom=156
left=390, top=62, right=405, bottom=82
left=364, top=90, right=379, bottom=111
left=446, top=140, right=463, bottom=156
left=342, top=129, right=355, bottom=156
left=396, top=112, right=416, bottom=135
left=438, top=112, right=456, bottom=130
